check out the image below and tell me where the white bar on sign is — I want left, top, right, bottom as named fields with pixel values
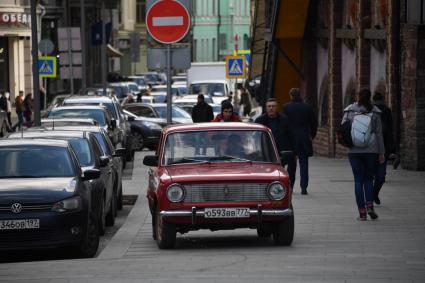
left=152, top=16, right=183, bottom=26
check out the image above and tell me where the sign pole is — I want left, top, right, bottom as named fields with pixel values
left=80, top=0, right=87, bottom=95
left=166, top=44, right=172, bottom=125
left=67, top=28, right=74, bottom=95
left=31, top=0, right=41, bottom=126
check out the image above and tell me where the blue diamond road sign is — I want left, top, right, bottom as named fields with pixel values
left=38, top=56, right=57, bottom=78
left=226, top=56, right=246, bottom=79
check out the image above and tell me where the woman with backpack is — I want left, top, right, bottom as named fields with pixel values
left=341, top=89, right=385, bottom=221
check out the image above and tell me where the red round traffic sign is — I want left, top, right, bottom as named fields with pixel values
left=146, top=0, right=190, bottom=44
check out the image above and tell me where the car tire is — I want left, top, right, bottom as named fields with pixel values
left=132, top=132, right=144, bottom=151
left=272, top=214, right=294, bottom=246
left=98, top=198, right=106, bottom=236
left=105, top=193, right=116, bottom=227
left=117, top=182, right=123, bottom=210
left=78, top=211, right=100, bottom=258
left=257, top=227, right=272, bottom=238
left=155, top=208, right=176, bottom=249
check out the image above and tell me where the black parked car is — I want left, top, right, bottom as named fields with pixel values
left=46, top=125, right=125, bottom=210
left=0, top=139, right=101, bottom=257
left=61, top=96, right=133, bottom=162
left=8, top=130, right=119, bottom=235
left=123, top=110, right=161, bottom=151
left=47, top=105, right=120, bottom=146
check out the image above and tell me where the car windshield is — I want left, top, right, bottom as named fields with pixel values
left=64, top=101, right=118, bottom=119
left=48, top=108, right=107, bottom=126
left=68, top=138, right=94, bottom=167
left=162, top=130, right=278, bottom=165
left=154, top=106, right=191, bottom=119
left=189, top=83, right=225, bottom=96
left=0, top=146, right=75, bottom=178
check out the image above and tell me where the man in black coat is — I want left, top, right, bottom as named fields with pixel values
left=283, top=88, right=318, bottom=195
left=192, top=94, right=213, bottom=155
left=191, top=94, right=214, bottom=123
left=255, top=98, right=292, bottom=154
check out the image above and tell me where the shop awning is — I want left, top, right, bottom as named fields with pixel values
left=107, top=44, right=123, bottom=57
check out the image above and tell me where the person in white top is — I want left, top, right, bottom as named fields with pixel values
left=5, top=92, right=12, bottom=127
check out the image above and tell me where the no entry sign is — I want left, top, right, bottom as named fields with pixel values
left=146, top=0, right=190, bottom=44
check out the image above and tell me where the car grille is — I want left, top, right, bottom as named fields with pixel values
left=0, top=204, right=52, bottom=213
left=183, top=183, right=270, bottom=203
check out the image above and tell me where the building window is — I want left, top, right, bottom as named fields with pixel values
left=406, top=0, right=425, bottom=24
left=193, top=39, right=198, bottom=61
left=136, top=0, right=146, bottom=24
left=244, top=34, right=249, bottom=49
left=206, top=39, right=209, bottom=61
left=219, top=33, right=226, bottom=50
left=213, top=0, right=217, bottom=15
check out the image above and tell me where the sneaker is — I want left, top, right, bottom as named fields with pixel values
left=367, top=208, right=378, bottom=220
left=374, top=196, right=381, bottom=205
left=301, top=188, right=308, bottom=195
left=358, top=208, right=367, bottom=221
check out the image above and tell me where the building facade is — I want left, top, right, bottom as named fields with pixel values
left=192, top=0, right=251, bottom=62
left=250, top=0, right=425, bottom=171
left=0, top=0, right=40, bottom=100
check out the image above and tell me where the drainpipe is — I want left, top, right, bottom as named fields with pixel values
left=217, top=0, right=221, bottom=60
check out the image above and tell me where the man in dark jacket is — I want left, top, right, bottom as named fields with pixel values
left=255, top=98, right=292, bottom=155
left=192, top=94, right=214, bottom=123
left=283, top=88, right=318, bottom=195
left=372, top=91, right=394, bottom=205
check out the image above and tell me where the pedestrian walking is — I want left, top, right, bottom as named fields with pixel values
left=11, top=91, right=25, bottom=132
left=23, top=93, right=33, bottom=126
left=342, top=89, right=385, bottom=221
left=283, top=88, right=318, bottom=195
left=372, top=91, right=394, bottom=205
left=255, top=98, right=292, bottom=166
left=5, top=92, right=12, bottom=127
left=121, top=93, right=135, bottom=105
left=239, top=87, right=252, bottom=117
left=191, top=94, right=214, bottom=123
left=212, top=102, right=242, bottom=122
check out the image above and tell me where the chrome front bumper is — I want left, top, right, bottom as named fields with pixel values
left=160, top=205, right=293, bottom=224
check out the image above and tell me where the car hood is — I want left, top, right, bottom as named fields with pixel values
left=165, top=163, right=282, bottom=183
left=0, top=178, right=77, bottom=204
left=134, top=117, right=192, bottom=125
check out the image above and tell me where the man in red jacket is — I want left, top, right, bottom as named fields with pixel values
left=212, top=102, right=241, bottom=122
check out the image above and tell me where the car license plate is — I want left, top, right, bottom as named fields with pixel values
left=204, top=208, right=250, bottom=218
left=0, top=219, right=40, bottom=230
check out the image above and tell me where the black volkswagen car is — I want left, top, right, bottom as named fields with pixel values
left=8, top=130, right=119, bottom=235
left=0, top=139, right=101, bottom=257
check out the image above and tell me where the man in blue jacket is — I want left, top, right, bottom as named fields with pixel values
left=283, top=88, right=317, bottom=195
left=255, top=97, right=292, bottom=166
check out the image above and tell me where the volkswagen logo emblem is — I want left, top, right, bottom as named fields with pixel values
left=223, top=185, right=230, bottom=196
left=11, top=203, right=22, bottom=214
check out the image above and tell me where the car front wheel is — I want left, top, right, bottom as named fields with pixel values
left=155, top=208, right=176, bottom=249
left=78, top=211, right=100, bottom=258
left=272, top=214, right=294, bottom=246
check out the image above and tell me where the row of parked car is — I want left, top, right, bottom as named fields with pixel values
left=0, top=92, right=166, bottom=257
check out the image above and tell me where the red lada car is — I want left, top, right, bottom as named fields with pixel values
left=143, top=122, right=294, bottom=249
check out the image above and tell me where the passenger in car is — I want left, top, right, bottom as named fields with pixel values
left=225, top=134, right=246, bottom=158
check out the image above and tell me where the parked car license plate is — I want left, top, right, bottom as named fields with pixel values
left=0, top=219, right=40, bottom=230
left=204, top=208, right=250, bottom=218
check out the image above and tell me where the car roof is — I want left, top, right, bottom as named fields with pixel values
left=41, top=118, right=96, bottom=124
left=8, top=129, right=86, bottom=139
left=48, top=125, right=103, bottom=133
left=0, top=138, right=69, bottom=148
left=52, top=105, right=107, bottom=111
left=190, top=80, right=227, bottom=84
left=162, top=122, right=269, bottom=134
left=64, top=96, right=114, bottom=103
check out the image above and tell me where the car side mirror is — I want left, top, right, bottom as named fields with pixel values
left=280, top=151, right=294, bottom=166
left=82, top=168, right=101, bottom=181
left=127, top=115, right=135, bottom=122
left=143, top=155, right=158, bottom=167
left=113, top=147, right=126, bottom=157
left=99, top=156, right=110, bottom=167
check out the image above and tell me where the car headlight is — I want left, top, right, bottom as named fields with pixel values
left=52, top=196, right=82, bottom=212
left=267, top=182, right=286, bottom=200
left=142, top=121, right=162, bottom=130
left=166, top=184, right=185, bottom=203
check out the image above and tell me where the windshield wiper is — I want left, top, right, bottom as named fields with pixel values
left=208, top=155, right=251, bottom=162
left=170, top=158, right=209, bottom=165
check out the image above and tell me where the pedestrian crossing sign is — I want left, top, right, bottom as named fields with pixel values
left=226, top=56, right=246, bottom=79
left=38, top=56, right=57, bottom=78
